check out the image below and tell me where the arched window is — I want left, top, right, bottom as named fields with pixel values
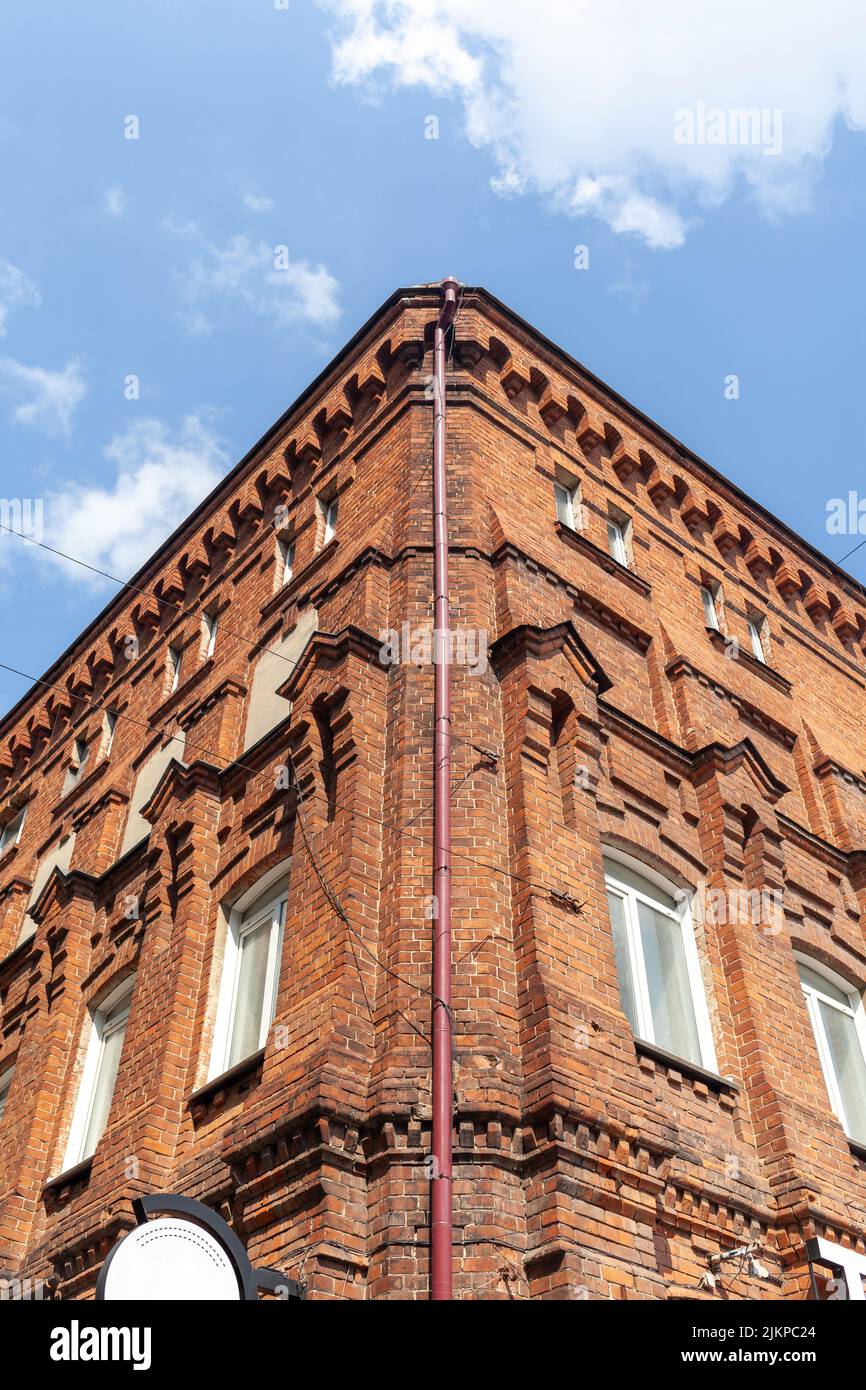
left=797, top=958, right=866, bottom=1146
left=209, top=864, right=289, bottom=1079
left=604, top=853, right=716, bottom=1071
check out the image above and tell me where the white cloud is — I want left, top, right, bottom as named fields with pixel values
left=103, top=186, right=128, bottom=218
left=242, top=191, right=274, bottom=212
left=319, top=0, right=866, bottom=248
left=0, top=258, right=40, bottom=335
left=0, top=357, right=86, bottom=437
left=44, top=413, right=229, bottom=585
left=165, top=223, right=341, bottom=331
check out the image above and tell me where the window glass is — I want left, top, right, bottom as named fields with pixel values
left=0, top=805, right=26, bottom=855
left=798, top=960, right=866, bottom=1145
left=0, top=1067, right=13, bottom=1122
left=212, top=887, right=287, bottom=1078
left=607, top=518, right=628, bottom=566
left=604, top=856, right=712, bottom=1069
left=81, top=1004, right=129, bottom=1159
left=701, top=584, right=719, bottom=630
left=606, top=889, right=638, bottom=1034
left=748, top=617, right=765, bottom=662
left=228, top=917, right=272, bottom=1068
left=636, top=898, right=702, bottom=1063
left=555, top=481, right=576, bottom=528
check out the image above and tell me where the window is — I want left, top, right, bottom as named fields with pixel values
left=701, top=582, right=721, bottom=632
left=747, top=612, right=767, bottom=663
left=63, top=737, right=89, bottom=795
left=278, top=535, right=295, bottom=586
left=210, top=878, right=288, bottom=1077
left=203, top=611, right=219, bottom=660
left=798, top=960, right=866, bottom=1146
left=102, top=711, right=117, bottom=758
left=168, top=645, right=183, bottom=692
left=0, top=804, right=26, bottom=857
left=554, top=475, right=580, bottom=530
left=319, top=496, right=338, bottom=545
left=604, top=854, right=716, bottom=1071
left=63, top=979, right=134, bottom=1168
left=0, top=1066, right=13, bottom=1123
left=607, top=514, right=630, bottom=568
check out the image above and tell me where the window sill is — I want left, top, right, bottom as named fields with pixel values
left=43, top=1157, right=93, bottom=1202
left=706, top=628, right=791, bottom=695
left=849, top=1138, right=866, bottom=1163
left=554, top=520, right=650, bottom=597
left=189, top=1048, right=265, bottom=1119
left=634, top=1038, right=739, bottom=1093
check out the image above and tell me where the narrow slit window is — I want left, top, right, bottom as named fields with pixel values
left=279, top=536, right=295, bottom=586
left=168, top=645, right=183, bottom=692
left=747, top=613, right=766, bottom=663
left=607, top=516, right=629, bottom=568
left=701, top=583, right=720, bottom=631
left=0, top=1065, right=14, bottom=1123
left=103, top=711, right=117, bottom=758
left=0, top=805, right=26, bottom=857
left=63, top=738, right=90, bottom=794
left=203, top=611, right=219, bottom=660
left=320, top=497, right=338, bottom=545
left=554, top=479, right=579, bottom=530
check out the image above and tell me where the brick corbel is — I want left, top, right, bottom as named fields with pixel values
left=489, top=621, right=612, bottom=698
left=690, top=738, right=789, bottom=806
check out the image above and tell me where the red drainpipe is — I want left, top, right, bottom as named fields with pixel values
left=431, top=275, right=459, bottom=1300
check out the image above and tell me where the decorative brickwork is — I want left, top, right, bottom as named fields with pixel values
left=1, top=285, right=866, bottom=1300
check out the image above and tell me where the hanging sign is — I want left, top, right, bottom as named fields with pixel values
left=96, top=1193, right=303, bottom=1302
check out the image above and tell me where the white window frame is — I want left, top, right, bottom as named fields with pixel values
left=796, top=954, right=866, bottom=1142
left=747, top=613, right=766, bottom=663
left=320, top=496, right=338, bottom=546
left=604, top=849, right=717, bottom=1071
left=168, top=644, right=183, bottom=692
left=62, top=978, right=133, bottom=1170
left=278, top=535, right=295, bottom=586
left=607, top=514, right=629, bottom=568
left=203, top=611, right=219, bottom=660
left=209, top=875, right=288, bottom=1080
left=0, top=1065, right=14, bottom=1122
left=0, top=804, right=26, bottom=857
left=701, top=582, right=721, bottom=632
left=554, top=478, right=580, bottom=530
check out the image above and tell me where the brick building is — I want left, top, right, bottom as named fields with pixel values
left=1, top=282, right=866, bottom=1301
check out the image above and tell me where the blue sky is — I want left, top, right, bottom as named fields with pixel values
left=1, top=0, right=865, bottom=717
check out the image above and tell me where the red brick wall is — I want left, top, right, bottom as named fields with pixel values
left=1, top=286, right=865, bottom=1299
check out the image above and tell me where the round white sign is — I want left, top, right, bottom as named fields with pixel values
left=100, top=1217, right=242, bottom=1301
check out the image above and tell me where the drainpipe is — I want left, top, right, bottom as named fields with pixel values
left=431, top=275, right=459, bottom=1301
